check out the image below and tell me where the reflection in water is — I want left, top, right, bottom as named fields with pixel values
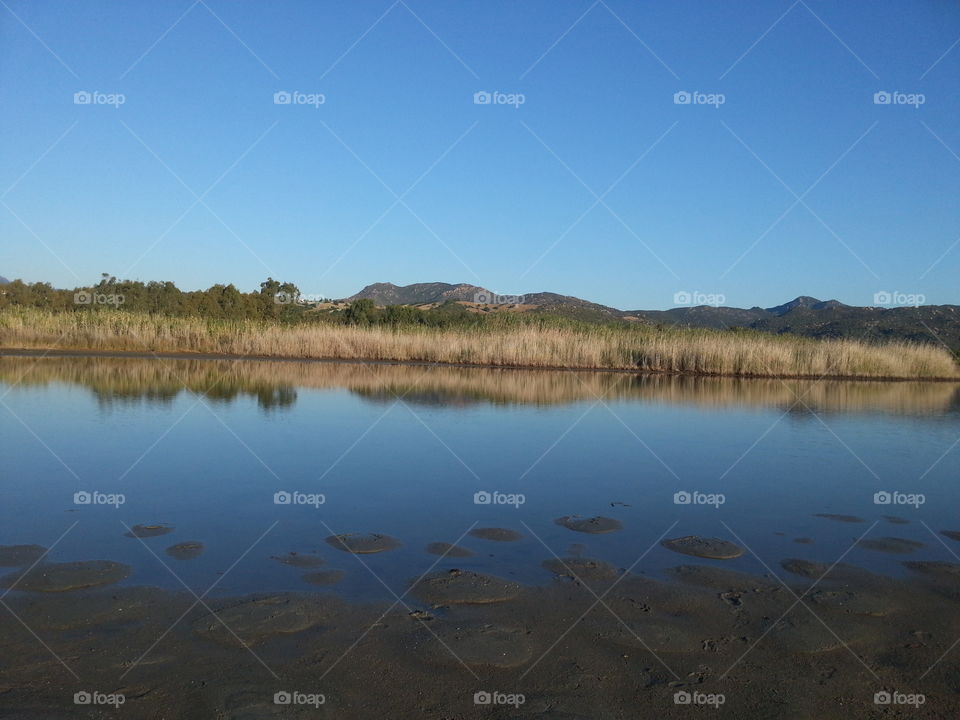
left=1, top=354, right=958, bottom=415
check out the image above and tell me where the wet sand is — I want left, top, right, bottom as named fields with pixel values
left=1, top=554, right=958, bottom=718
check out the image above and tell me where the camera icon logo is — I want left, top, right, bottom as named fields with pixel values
left=873, top=91, right=891, bottom=105
left=673, top=491, right=692, bottom=505
left=274, top=491, right=292, bottom=505
left=473, top=91, right=492, bottom=105
left=473, top=691, right=492, bottom=705
left=474, top=491, right=492, bottom=505
left=874, top=691, right=891, bottom=705
left=74, top=691, right=92, bottom=705
left=274, top=292, right=291, bottom=304
left=873, top=491, right=892, bottom=505
left=73, top=91, right=92, bottom=105
left=873, top=291, right=892, bottom=305
left=673, top=290, right=692, bottom=305
left=74, top=291, right=92, bottom=305
left=673, top=91, right=691, bottom=105
left=273, top=91, right=292, bottom=105
left=74, top=491, right=92, bottom=505
left=274, top=691, right=292, bottom=705
left=673, top=690, right=692, bottom=705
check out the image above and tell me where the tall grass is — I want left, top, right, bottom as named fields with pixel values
left=1, top=307, right=957, bottom=379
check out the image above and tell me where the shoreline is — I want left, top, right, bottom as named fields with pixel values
left=2, top=345, right=959, bottom=383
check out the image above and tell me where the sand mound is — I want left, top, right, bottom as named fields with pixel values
left=661, top=536, right=743, bottom=560
left=554, top=516, right=623, bottom=534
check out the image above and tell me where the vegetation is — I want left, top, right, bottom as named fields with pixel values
left=1, top=306, right=957, bottom=379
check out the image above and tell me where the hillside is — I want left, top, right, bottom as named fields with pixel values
left=344, top=283, right=960, bottom=350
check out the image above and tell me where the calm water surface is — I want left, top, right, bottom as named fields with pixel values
left=2, top=356, right=958, bottom=600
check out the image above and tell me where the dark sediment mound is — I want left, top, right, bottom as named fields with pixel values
left=661, top=536, right=743, bottom=560
left=193, top=595, right=331, bottom=646
left=425, top=542, right=475, bottom=558
left=165, top=541, right=204, bottom=560
left=468, top=527, right=523, bottom=542
left=125, top=524, right=174, bottom=538
left=325, top=533, right=400, bottom=554
left=554, top=516, right=623, bottom=534
left=410, top=569, right=522, bottom=606
left=856, top=537, right=924, bottom=554
left=813, top=513, right=863, bottom=523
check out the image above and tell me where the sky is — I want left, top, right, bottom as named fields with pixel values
left=1, top=0, right=958, bottom=310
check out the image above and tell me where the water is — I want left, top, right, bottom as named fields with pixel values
left=1, top=355, right=958, bottom=601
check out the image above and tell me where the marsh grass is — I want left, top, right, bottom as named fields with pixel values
left=1, top=307, right=957, bottom=379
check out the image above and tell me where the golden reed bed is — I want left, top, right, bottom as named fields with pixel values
left=0, top=307, right=957, bottom=380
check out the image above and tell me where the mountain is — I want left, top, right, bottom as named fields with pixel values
left=343, top=283, right=960, bottom=350
left=630, top=297, right=960, bottom=350
left=0, top=276, right=8, bottom=284
left=348, top=282, right=490, bottom=305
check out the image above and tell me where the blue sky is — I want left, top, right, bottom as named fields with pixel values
left=1, top=0, right=958, bottom=310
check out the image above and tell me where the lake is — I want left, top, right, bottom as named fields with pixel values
left=1, top=354, right=959, bottom=718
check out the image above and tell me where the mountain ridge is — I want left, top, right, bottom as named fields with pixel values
left=346, top=282, right=960, bottom=349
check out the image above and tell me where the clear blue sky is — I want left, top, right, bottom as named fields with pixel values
left=1, top=0, right=958, bottom=309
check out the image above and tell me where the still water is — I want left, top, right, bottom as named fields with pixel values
left=1, top=355, right=958, bottom=600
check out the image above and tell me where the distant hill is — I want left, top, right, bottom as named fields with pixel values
left=344, top=283, right=960, bottom=350
left=0, top=276, right=9, bottom=284
left=348, top=282, right=490, bottom=305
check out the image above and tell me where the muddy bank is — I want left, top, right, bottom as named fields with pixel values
left=1, top=556, right=958, bottom=718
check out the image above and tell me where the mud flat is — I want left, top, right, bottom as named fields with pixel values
left=0, top=560, right=131, bottom=592
left=2, top=554, right=960, bottom=718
